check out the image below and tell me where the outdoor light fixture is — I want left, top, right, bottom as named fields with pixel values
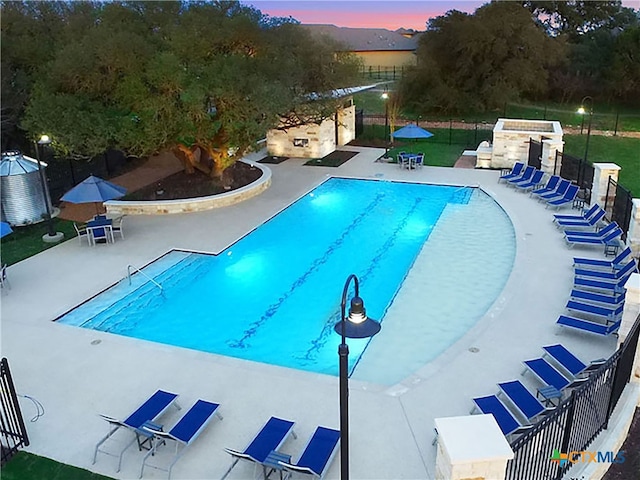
left=577, top=96, right=594, bottom=162
left=334, top=274, right=381, bottom=480
left=34, top=134, right=63, bottom=242
left=381, top=90, right=390, bottom=159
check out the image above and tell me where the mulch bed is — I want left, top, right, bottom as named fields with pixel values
left=304, top=150, right=358, bottom=167
left=257, top=155, right=289, bottom=164
left=123, top=161, right=262, bottom=201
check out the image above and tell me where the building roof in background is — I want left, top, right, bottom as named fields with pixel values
left=302, top=24, right=420, bottom=52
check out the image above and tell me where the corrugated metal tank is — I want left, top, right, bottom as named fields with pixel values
left=1, top=151, right=52, bottom=226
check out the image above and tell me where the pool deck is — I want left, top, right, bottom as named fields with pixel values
left=1, top=147, right=618, bottom=479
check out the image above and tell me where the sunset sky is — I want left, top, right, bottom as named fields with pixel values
left=243, top=0, right=639, bottom=31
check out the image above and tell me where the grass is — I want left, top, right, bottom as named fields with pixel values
left=1, top=452, right=112, bottom=480
left=562, top=134, right=640, bottom=194
left=0, top=218, right=76, bottom=266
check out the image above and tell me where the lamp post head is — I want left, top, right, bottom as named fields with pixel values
left=38, top=135, right=52, bottom=145
left=334, top=296, right=381, bottom=339
left=381, top=92, right=389, bottom=100
left=577, top=107, right=586, bottom=115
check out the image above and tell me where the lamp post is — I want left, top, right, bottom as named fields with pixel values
left=333, top=274, right=381, bottom=480
left=577, top=96, right=593, bottom=162
left=34, top=135, right=63, bottom=243
left=381, top=90, right=389, bottom=159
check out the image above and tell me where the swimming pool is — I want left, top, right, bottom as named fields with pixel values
left=56, top=177, right=515, bottom=383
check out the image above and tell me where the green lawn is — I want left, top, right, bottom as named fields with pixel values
left=1, top=452, right=112, bottom=480
left=562, top=134, right=640, bottom=194
left=0, top=218, right=76, bottom=266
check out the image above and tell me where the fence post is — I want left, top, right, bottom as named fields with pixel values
left=434, top=415, right=513, bottom=480
left=591, top=163, right=621, bottom=209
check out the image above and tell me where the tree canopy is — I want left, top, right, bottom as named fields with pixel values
left=1, top=0, right=362, bottom=176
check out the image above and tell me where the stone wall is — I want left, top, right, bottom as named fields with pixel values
left=490, top=119, right=563, bottom=170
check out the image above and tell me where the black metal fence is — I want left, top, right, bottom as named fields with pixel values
left=359, top=65, right=407, bottom=80
left=355, top=109, right=364, bottom=137
left=0, top=358, right=29, bottom=466
left=554, top=151, right=594, bottom=204
left=528, top=139, right=542, bottom=169
left=505, top=313, right=640, bottom=480
left=605, top=178, right=634, bottom=242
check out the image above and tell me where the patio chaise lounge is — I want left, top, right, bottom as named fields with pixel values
left=545, top=184, right=579, bottom=209
left=140, top=399, right=222, bottom=479
left=573, top=246, right=632, bottom=271
left=497, top=380, right=554, bottom=421
left=529, top=175, right=560, bottom=197
left=563, top=222, right=618, bottom=239
left=541, top=344, right=606, bottom=378
left=506, top=166, right=536, bottom=187
left=514, top=170, right=545, bottom=192
left=498, top=162, right=525, bottom=183
left=221, top=416, right=296, bottom=480
left=556, top=206, right=605, bottom=230
left=556, top=315, right=621, bottom=336
left=533, top=179, right=571, bottom=202
left=522, top=358, right=588, bottom=392
left=565, top=227, right=622, bottom=250
left=93, top=389, right=180, bottom=472
left=574, top=273, right=630, bottom=294
left=553, top=204, right=601, bottom=223
left=472, top=395, right=533, bottom=438
left=278, top=426, right=341, bottom=479
left=570, top=288, right=626, bottom=306
left=574, top=259, right=637, bottom=281
left=565, top=299, right=623, bottom=321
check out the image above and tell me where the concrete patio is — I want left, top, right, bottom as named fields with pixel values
left=1, top=146, right=618, bottom=479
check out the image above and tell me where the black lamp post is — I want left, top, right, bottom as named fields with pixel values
left=333, top=274, right=381, bottom=480
left=577, top=96, right=593, bottom=162
left=34, top=135, right=62, bottom=242
left=381, top=90, right=389, bottom=158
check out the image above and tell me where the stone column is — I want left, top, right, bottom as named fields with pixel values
left=540, top=139, right=563, bottom=175
left=435, top=415, right=514, bottom=480
left=618, top=274, right=640, bottom=395
left=627, top=199, right=640, bottom=259
left=591, top=163, right=621, bottom=208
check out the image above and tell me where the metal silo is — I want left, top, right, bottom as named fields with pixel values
left=0, top=151, right=52, bottom=226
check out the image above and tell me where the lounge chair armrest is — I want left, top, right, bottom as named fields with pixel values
left=98, top=414, right=125, bottom=427
left=223, top=448, right=261, bottom=464
left=279, top=461, right=317, bottom=476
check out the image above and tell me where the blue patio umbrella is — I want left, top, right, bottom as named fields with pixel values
left=392, top=124, right=434, bottom=140
left=0, top=221, right=13, bottom=238
left=61, top=175, right=127, bottom=213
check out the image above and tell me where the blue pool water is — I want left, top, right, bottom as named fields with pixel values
left=57, top=178, right=515, bottom=382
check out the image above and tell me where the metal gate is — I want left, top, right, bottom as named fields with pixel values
left=528, top=139, right=542, bottom=169
left=355, top=109, right=363, bottom=137
left=605, top=177, right=634, bottom=242
left=0, top=358, right=29, bottom=465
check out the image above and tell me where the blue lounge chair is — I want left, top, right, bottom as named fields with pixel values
left=278, top=426, right=340, bottom=479
left=556, top=315, right=621, bottom=336
left=472, top=395, right=533, bottom=437
left=534, top=179, right=571, bottom=201
left=140, top=399, right=222, bottom=479
left=573, top=246, right=632, bottom=271
left=522, top=358, right=587, bottom=391
left=541, top=344, right=606, bottom=378
left=574, top=273, right=629, bottom=294
left=565, top=227, right=622, bottom=250
left=554, top=204, right=600, bottom=222
left=498, top=162, right=525, bottom=183
left=574, top=259, right=637, bottom=281
left=222, top=416, right=296, bottom=480
left=563, top=222, right=618, bottom=239
left=93, top=390, right=180, bottom=472
left=498, top=380, right=554, bottom=421
left=514, top=170, right=545, bottom=192
left=565, top=299, right=623, bottom=321
left=530, top=175, right=560, bottom=197
left=557, top=207, right=605, bottom=230
left=506, top=166, right=536, bottom=187
left=545, top=184, right=579, bottom=209
left=570, top=288, right=625, bottom=306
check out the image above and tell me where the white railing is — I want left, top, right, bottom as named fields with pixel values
left=126, top=264, right=163, bottom=294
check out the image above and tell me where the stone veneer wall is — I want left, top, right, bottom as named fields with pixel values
left=490, top=118, right=563, bottom=170
left=104, top=160, right=271, bottom=216
left=266, top=104, right=356, bottom=159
